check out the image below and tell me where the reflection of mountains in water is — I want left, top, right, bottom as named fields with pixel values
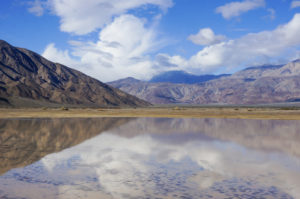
left=0, top=117, right=132, bottom=175
left=109, top=118, right=300, bottom=157
left=1, top=117, right=300, bottom=176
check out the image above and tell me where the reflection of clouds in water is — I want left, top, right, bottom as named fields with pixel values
left=40, top=129, right=300, bottom=199
left=1, top=118, right=299, bottom=199
left=42, top=134, right=155, bottom=198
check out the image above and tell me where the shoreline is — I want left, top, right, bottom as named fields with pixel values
left=1, top=107, right=300, bottom=120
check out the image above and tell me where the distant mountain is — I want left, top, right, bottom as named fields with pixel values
left=149, top=70, right=230, bottom=84
left=232, top=64, right=284, bottom=79
left=108, top=60, right=300, bottom=104
left=0, top=40, right=150, bottom=107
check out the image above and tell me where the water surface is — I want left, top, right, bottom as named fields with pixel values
left=0, top=118, right=300, bottom=199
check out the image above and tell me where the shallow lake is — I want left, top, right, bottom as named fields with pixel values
left=0, top=117, right=300, bottom=199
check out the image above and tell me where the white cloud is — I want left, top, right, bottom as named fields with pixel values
left=291, top=1, right=300, bottom=9
left=37, top=0, right=174, bottom=81
left=43, top=14, right=164, bottom=82
left=191, top=13, right=300, bottom=71
left=216, top=0, right=265, bottom=19
left=43, top=14, right=300, bottom=81
left=153, top=54, right=187, bottom=72
left=35, top=0, right=300, bottom=81
left=42, top=43, right=79, bottom=67
left=160, top=14, right=300, bottom=74
left=44, top=0, right=173, bottom=35
left=28, top=0, right=44, bottom=16
left=188, top=28, right=226, bottom=46
left=42, top=9, right=300, bottom=82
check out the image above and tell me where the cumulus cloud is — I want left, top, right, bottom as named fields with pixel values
left=43, top=14, right=300, bottom=81
left=36, top=0, right=174, bottom=81
left=216, top=0, right=265, bottom=19
left=188, top=28, right=226, bottom=46
left=43, top=14, right=163, bottom=81
left=27, top=0, right=44, bottom=16
left=43, top=43, right=79, bottom=66
left=191, top=13, right=300, bottom=71
left=291, top=1, right=300, bottom=9
left=34, top=0, right=300, bottom=81
left=160, top=14, right=300, bottom=74
left=43, top=0, right=173, bottom=35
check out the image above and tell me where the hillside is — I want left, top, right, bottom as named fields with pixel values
left=0, top=40, right=150, bottom=107
left=108, top=60, right=300, bottom=104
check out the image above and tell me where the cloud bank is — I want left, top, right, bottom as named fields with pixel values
left=164, top=13, right=300, bottom=74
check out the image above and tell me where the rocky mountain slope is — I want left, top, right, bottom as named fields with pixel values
left=0, top=40, right=150, bottom=107
left=108, top=60, right=300, bottom=104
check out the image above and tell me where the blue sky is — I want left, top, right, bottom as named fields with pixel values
left=1, top=0, right=300, bottom=81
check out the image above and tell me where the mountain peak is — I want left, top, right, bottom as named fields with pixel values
left=122, top=77, right=142, bottom=82
left=0, top=40, right=11, bottom=48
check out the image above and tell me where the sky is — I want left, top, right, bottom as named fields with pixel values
left=1, top=0, right=300, bottom=82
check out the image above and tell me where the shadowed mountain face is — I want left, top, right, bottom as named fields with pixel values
left=108, top=60, right=300, bottom=104
left=0, top=40, right=150, bottom=107
left=149, top=70, right=230, bottom=84
left=0, top=117, right=132, bottom=175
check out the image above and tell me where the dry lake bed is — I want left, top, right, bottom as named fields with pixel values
left=0, top=115, right=300, bottom=199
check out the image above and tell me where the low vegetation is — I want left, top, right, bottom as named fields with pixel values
left=0, top=107, right=300, bottom=120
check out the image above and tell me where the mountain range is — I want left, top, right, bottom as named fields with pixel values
left=0, top=40, right=150, bottom=107
left=109, top=60, right=300, bottom=105
left=2, top=39, right=300, bottom=107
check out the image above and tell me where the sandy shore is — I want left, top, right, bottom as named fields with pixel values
left=0, top=107, right=300, bottom=120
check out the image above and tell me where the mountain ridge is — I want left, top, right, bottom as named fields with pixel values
left=0, top=40, right=150, bottom=107
left=108, top=60, right=300, bottom=105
